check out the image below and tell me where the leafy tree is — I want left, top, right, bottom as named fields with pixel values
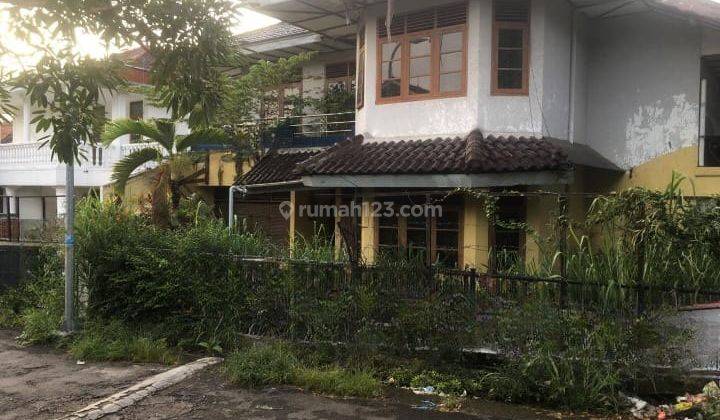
left=214, top=53, right=313, bottom=129
left=1, top=0, right=239, bottom=131
left=102, top=118, right=233, bottom=222
left=13, top=55, right=125, bottom=163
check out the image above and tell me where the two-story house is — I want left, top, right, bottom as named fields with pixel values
left=0, top=48, right=177, bottom=239
left=232, top=0, right=720, bottom=268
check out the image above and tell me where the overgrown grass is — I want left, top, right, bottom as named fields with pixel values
left=223, top=342, right=382, bottom=398
left=69, top=321, right=179, bottom=364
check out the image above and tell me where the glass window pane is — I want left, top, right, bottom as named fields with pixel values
left=440, top=73, right=462, bottom=92
left=437, top=208, right=459, bottom=229
left=437, top=231, right=458, bottom=249
left=497, top=69, right=523, bottom=89
left=437, top=250, right=458, bottom=267
left=410, top=36, right=431, bottom=56
left=382, top=80, right=401, bottom=97
left=382, top=42, right=401, bottom=61
left=498, top=49, right=523, bottom=69
left=409, top=77, right=431, bottom=95
left=382, top=61, right=401, bottom=79
left=379, top=227, right=398, bottom=246
left=410, top=57, right=431, bottom=77
left=498, top=29, right=523, bottom=48
left=407, top=215, right=426, bottom=228
left=440, top=52, right=462, bottom=73
left=407, top=229, right=427, bottom=248
left=441, top=32, right=463, bottom=52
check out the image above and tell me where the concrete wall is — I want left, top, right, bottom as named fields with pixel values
left=584, top=12, right=703, bottom=170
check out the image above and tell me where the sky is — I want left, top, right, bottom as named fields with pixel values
left=0, top=5, right=278, bottom=73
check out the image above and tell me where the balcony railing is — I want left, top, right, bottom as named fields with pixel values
left=191, top=111, right=356, bottom=152
left=0, top=143, right=107, bottom=168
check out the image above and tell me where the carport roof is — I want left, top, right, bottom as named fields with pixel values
left=245, top=0, right=720, bottom=42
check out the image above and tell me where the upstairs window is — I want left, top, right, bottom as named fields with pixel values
left=377, top=2, right=468, bottom=103
left=492, top=0, right=530, bottom=96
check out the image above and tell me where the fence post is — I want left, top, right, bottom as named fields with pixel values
left=557, top=193, right=568, bottom=309
left=636, top=205, right=646, bottom=317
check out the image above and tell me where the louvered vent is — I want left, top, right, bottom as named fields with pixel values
left=494, top=0, right=530, bottom=22
left=406, top=9, right=435, bottom=33
left=437, top=3, right=468, bottom=27
left=377, top=2, right=468, bottom=38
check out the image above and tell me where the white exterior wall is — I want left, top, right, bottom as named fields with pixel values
left=356, top=0, right=573, bottom=140
left=0, top=89, right=173, bottom=190
left=583, top=12, right=706, bottom=169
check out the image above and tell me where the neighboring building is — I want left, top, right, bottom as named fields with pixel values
left=233, top=0, right=720, bottom=268
left=201, top=21, right=359, bottom=245
left=0, top=49, right=176, bottom=239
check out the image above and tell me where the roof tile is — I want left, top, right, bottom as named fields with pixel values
left=296, top=131, right=571, bottom=176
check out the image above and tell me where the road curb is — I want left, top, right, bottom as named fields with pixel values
left=57, top=357, right=223, bottom=420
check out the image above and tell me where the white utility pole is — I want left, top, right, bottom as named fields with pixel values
left=63, top=161, right=75, bottom=332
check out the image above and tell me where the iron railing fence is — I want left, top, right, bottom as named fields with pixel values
left=233, top=111, right=356, bottom=150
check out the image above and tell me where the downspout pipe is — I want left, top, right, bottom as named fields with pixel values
left=228, top=185, right=247, bottom=230
left=568, top=4, right=578, bottom=143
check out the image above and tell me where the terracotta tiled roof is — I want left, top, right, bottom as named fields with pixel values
left=296, top=131, right=571, bottom=176
left=116, top=47, right=154, bottom=70
left=240, top=149, right=321, bottom=185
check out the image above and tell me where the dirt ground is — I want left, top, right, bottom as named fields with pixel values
left=0, top=329, right=169, bottom=420
left=0, top=329, right=563, bottom=419
left=113, top=366, right=561, bottom=420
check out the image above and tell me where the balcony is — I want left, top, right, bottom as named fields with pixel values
left=192, top=111, right=356, bottom=152
left=0, top=141, right=153, bottom=187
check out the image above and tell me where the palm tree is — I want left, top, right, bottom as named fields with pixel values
left=102, top=119, right=232, bottom=217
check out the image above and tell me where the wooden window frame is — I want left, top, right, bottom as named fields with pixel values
left=375, top=198, right=462, bottom=268
left=491, top=20, right=530, bottom=96
left=260, top=81, right=303, bottom=119
left=376, top=24, right=468, bottom=105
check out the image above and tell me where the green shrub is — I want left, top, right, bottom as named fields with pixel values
left=18, top=307, right=62, bottom=345
left=475, top=301, right=692, bottom=411
left=1, top=246, right=66, bottom=344
left=294, top=366, right=381, bottom=398
left=223, top=342, right=382, bottom=398
left=223, top=342, right=299, bottom=387
left=69, top=321, right=179, bottom=364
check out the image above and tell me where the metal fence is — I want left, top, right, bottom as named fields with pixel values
left=228, top=257, right=720, bottom=316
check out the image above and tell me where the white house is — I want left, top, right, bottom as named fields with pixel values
left=0, top=49, right=175, bottom=238
left=235, top=0, right=720, bottom=268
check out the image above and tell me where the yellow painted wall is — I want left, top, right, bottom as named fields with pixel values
left=460, top=196, right=490, bottom=270
left=289, top=190, right=314, bottom=251
left=614, top=146, right=720, bottom=196
left=360, top=191, right=378, bottom=265
left=206, top=152, right=254, bottom=187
